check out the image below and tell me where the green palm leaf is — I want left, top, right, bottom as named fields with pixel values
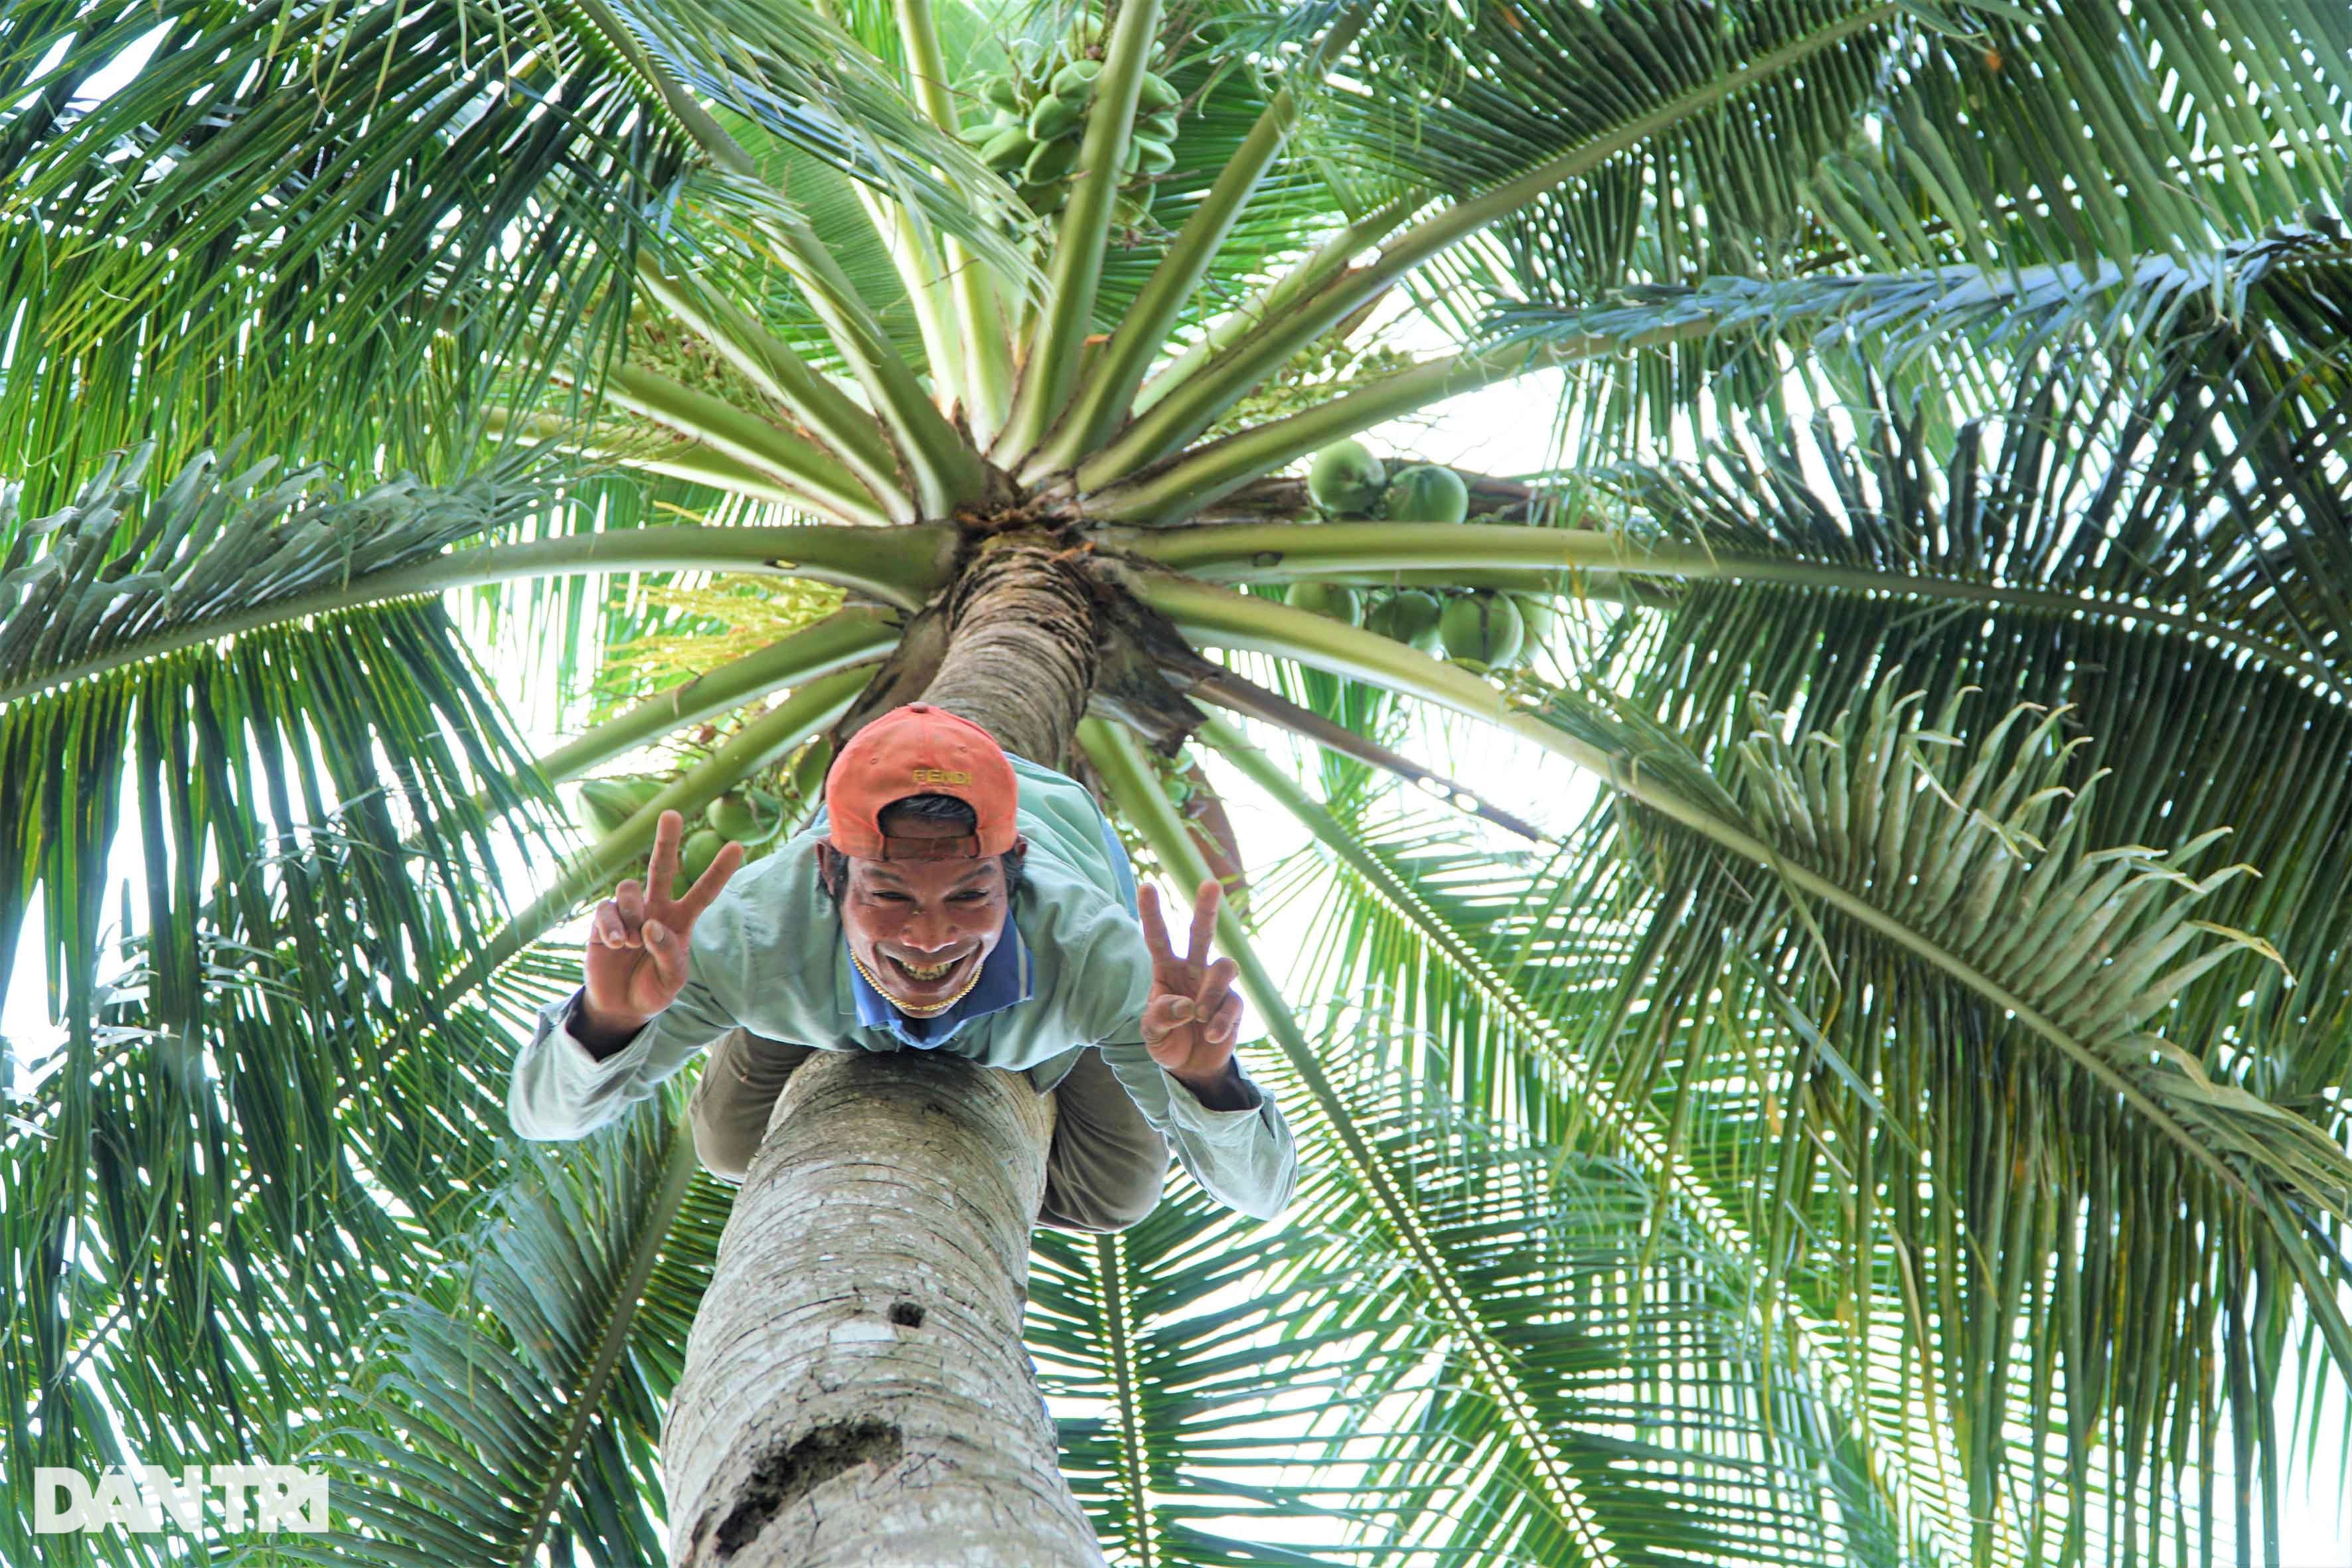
left=0, top=0, right=688, bottom=509
left=0, top=447, right=565, bottom=1552
left=1584, top=356, right=2352, bottom=1081
left=1144, top=561, right=2352, bottom=1561
left=239, top=1093, right=718, bottom=1567
left=1031, top=1056, right=1887, bottom=1567
left=1483, top=219, right=2352, bottom=456
left=1538, top=677, right=2352, bottom=1561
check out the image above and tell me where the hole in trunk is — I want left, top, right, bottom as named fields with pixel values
left=712, top=1419, right=904, bottom=1559
left=888, top=1301, right=925, bottom=1328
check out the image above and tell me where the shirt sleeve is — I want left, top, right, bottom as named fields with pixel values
left=1077, top=913, right=1298, bottom=1221
left=1095, top=1043, right=1298, bottom=1220
left=507, top=973, right=740, bottom=1140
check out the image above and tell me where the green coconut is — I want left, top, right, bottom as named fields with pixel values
left=1383, top=463, right=1469, bottom=524
left=1284, top=581, right=1364, bottom=625
left=705, top=793, right=767, bottom=842
left=980, top=125, right=1034, bottom=170
left=1438, top=592, right=1525, bottom=666
left=1510, top=593, right=1556, bottom=661
left=1028, top=94, right=1082, bottom=142
left=678, top=828, right=726, bottom=886
left=1023, top=135, right=1080, bottom=185
left=1366, top=589, right=1444, bottom=650
left=577, top=776, right=663, bottom=837
left=1308, top=440, right=1385, bottom=515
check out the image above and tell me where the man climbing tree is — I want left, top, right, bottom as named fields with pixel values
left=508, top=700, right=1297, bottom=1229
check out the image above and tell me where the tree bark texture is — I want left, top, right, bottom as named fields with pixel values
left=661, top=551, right=1111, bottom=1565
left=917, top=535, right=1098, bottom=766
left=662, top=1050, right=1105, bottom=1567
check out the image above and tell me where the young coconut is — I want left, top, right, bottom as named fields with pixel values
left=1308, top=440, right=1385, bottom=515
left=1285, top=581, right=1364, bottom=625
left=673, top=827, right=728, bottom=900
left=1365, top=589, right=1444, bottom=650
left=1439, top=591, right=1525, bottom=668
left=1384, top=463, right=1469, bottom=524
left=706, top=789, right=781, bottom=844
left=577, top=775, right=663, bottom=837
left=1509, top=593, right=1557, bottom=665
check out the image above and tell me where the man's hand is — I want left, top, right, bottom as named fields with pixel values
left=1138, top=879, right=1249, bottom=1107
left=578, top=809, right=744, bottom=1055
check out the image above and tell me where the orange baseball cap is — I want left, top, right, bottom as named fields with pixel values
left=824, top=703, right=1020, bottom=860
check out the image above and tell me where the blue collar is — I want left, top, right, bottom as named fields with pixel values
left=842, top=909, right=1032, bottom=1047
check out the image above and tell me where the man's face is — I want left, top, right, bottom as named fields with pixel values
left=823, top=813, right=1014, bottom=1012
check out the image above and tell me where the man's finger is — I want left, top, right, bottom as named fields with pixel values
left=1194, top=955, right=1238, bottom=1011
left=643, top=918, right=688, bottom=987
left=678, top=839, right=745, bottom=918
left=1138, top=992, right=1195, bottom=1044
left=589, top=900, right=636, bottom=949
left=647, top=809, right=682, bottom=896
left=615, top=880, right=646, bottom=925
left=1187, top=879, right=1220, bottom=965
left=1204, top=991, right=1243, bottom=1046
left=1137, top=882, right=1173, bottom=963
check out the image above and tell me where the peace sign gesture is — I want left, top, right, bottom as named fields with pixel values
left=1138, top=878, right=1245, bottom=1085
left=578, top=809, right=744, bottom=1048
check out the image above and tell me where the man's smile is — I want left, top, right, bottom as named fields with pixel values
left=883, top=949, right=975, bottom=985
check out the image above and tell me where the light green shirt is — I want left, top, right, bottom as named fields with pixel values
left=507, top=753, right=1296, bottom=1219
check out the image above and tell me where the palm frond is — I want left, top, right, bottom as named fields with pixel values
left=240, top=1095, right=717, bottom=1567
left=1797, top=1, right=2352, bottom=277
left=1214, top=716, right=1983, bottom=1561
left=1589, top=356, right=2352, bottom=1077
left=1318, top=0, right=1900, bottom=286
left=0, top=438, right=568, bottom=1067
left=1030, top=1053, right=1886, bottom=1568
left=1148, top=564, right=2352, bottom=1561
left=0, top=0, right=690, bottom=511
left=1484, top=221, right=2352, bottom=453
left=1090, top=716, right=1897, bottom=1567
left=0, top=919, right=584, bottom=1567
left=1324, top=0, right=2350, bottom=304
left=1528, top=676, right=2352, bottom=1563
left=603, top=0, right=1036, bottom=279
left=1286, top=0, right=2350, bottom=467
left=0, top=447, right=573, bottom=1548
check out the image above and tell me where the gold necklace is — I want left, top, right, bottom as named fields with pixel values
left=848, top=947, right=985, bottom=1018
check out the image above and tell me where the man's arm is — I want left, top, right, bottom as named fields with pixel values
left=1093, top=1042, right=1298, bottom=1220
left=509, top=975, right=740, bottom=1139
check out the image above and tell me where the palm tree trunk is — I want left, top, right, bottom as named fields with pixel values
left=663, top=536, right=1107, bottom=1567
left=918, top=534, right=1101, bottom=766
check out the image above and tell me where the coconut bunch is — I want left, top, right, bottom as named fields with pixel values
left=1289, top=439, right=1552, bottom=670
left=962, top=15, right=1180, bottom=224
left=573, top=740, right=828, bottom=898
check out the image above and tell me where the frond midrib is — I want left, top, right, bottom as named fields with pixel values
left=1085, top=718, right=1622, bottom=1568
left=508, top=1124, right=700, bottom=1566
left=1127, top=522, right=2351, bottom=704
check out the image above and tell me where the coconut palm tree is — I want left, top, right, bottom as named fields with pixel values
left=5, top=0, right=2351, bottom=1561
